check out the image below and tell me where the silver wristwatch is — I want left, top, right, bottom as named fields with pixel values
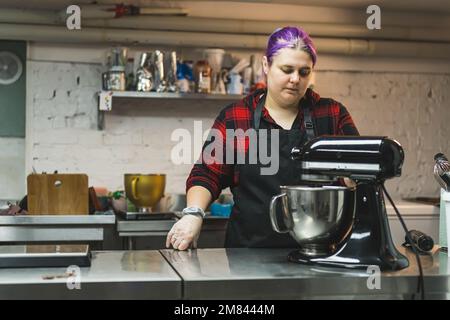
left=182, top=206, right=206, bottom=219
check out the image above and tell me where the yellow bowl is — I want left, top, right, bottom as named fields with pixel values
left=124, top=174, right=166, bottom=210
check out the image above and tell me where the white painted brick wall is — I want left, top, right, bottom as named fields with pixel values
left=22, top=60, right=450, bottom=200
left=315, top=72, right=450, bottom=197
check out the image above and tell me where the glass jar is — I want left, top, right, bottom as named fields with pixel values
left=194, top=60, right=212, bottom=93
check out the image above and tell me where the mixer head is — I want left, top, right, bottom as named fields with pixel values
left=291, top=136, right=404, bottom=182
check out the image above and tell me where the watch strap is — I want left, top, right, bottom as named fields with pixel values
left=182, top=206, right=206, bottom=218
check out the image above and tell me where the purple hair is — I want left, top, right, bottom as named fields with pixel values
left=266, top=26, right=317, bottom=66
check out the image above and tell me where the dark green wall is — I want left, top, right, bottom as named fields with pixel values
left=0, top=41, right=26, bottom=137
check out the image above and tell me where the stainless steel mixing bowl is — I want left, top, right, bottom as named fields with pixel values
left=270, top=185, right=356, bottom=257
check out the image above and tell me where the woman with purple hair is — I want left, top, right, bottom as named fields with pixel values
left=167, top=26, right=359, bottom=250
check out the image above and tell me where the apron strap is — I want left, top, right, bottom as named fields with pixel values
left=253, top=92, right=315, bottom=139
left=302, top=104, right=315, bottom=140
left=253, top=93, right=265, bottom=130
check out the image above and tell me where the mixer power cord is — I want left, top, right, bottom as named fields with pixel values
left=381, top=184, right=425, bottom=300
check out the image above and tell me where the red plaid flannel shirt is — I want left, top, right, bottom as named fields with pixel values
left=186, top=88, right=359, bottom=200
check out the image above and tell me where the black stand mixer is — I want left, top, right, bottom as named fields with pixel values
left=287, top=136, right=409, bottom=271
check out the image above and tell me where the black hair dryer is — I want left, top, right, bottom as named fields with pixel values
left=405, top=230, right=434, bottom=252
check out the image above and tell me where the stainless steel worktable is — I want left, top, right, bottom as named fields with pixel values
left=0, top=215, right=120, bottom=250
left=160, top=247, right=450, bottom=299
left=0, top=250, right=181, bottom=299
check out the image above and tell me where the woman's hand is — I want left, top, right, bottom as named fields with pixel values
left=166, top=215, right=203, bottom=250
left=343, top=177, right=357, bottom=188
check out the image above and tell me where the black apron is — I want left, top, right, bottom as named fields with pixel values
left=225, top=92, right=315, bottom=248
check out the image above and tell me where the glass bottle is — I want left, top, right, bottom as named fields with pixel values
left=194, top=60, right=212, bottom=93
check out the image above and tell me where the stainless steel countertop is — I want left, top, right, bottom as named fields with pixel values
left=0, top=215, right=116, bottom=225
left=0, top=250, right=181, bottom=299
left=0, top=215, right=117, bottom=244
left=116, top=214, right=228, bottom=235
left=160, top=247, right=450, bottom=299
left=3, top=247, right=448, bottom=299
left=117, top=217, right=177, bottom=233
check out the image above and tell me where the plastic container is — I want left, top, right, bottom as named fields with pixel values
left=435, top=153, right=450, bottom=249
left=227, top=72, right=243, bottom=95
left=440, top=189, right=450, bottom=248
left=210, top=202, right=232, bottom=217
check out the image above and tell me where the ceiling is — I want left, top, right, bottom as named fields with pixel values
left=0, top=0, right=450, bottom=14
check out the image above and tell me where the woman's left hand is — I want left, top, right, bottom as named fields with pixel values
left=166, top=215, right=202, bottom=250
left=343, top=177, right=357, bottom=188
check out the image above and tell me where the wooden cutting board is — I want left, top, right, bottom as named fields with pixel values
left=27, top=174, right=89, bottom=215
